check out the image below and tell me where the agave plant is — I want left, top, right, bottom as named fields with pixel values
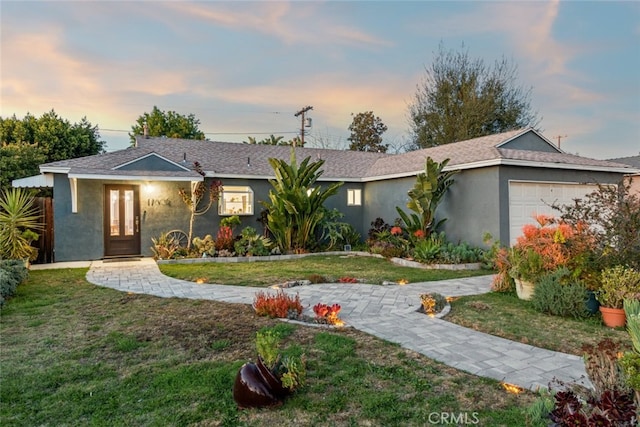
left=0, top=188, right=42, bottom=261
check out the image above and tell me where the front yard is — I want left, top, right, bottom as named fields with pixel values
left=1, top=268, right=533, bottom=426
left=2, top=256, right=634, bottom=425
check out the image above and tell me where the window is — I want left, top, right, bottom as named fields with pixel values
left=347, top=189, right=362, bottom=206
left=219, top=186, right=254, bottom=215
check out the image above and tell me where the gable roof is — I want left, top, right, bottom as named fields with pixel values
left=362, top=128, right=636, bottom=180
left=38, top=128, right=638, bottom=182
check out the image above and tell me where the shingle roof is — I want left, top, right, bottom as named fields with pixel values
left=608, top=155, right=640, bottom=168
left=40, top=129, right=637, bottom=181
left=363, top=129, right=634, bottom=178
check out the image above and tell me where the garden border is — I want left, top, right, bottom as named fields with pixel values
left=156, top=251, right=483, bottom=271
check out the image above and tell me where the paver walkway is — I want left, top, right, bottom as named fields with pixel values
left=83, top=258, right=592, bottom=392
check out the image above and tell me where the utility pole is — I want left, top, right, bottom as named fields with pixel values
left=294, top=106, right=313, bottom=147
left=555, top=134, right=567, bottom=148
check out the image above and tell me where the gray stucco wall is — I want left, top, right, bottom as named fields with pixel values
left=439, top=167, right=501, bottom=248
left=52, top=175, right=355, bottom=261
left=53, top=175, right=105, bottom=261
left=363, top=176, right=415, bottom=234
left=363, top=170, right=500, bottom=248
left=363, top=165, right=628, bottom=249
left=52, top=165, right=628, bottom=261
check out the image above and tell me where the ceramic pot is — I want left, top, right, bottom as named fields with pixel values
left=514, top=278, right=535, bottom=300
left=232, top=362, right=282, bottom=408
left=256, top=357, right=290, bottom=399
left=599, top=306, right=626, bottom=328
left=585, top=290, right=600, bottom=315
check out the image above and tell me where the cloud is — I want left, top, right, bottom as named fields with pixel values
left=160, top=1, right=392, bottom=49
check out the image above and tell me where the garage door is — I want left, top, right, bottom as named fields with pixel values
left=508, top=181, right=599, bottom=245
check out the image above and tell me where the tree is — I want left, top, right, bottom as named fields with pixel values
left=243, top=135, right=289, bottom=145
left=408, top=43, right=540, bottom=149
left=0, top=110, right=105, bottom=189
left=130, top=106, right=205, bottom=145
left=177, top=162, right=222, bottom=250
left=347, top=111, right=388, bottom=153
left=261, top=149, right=343, bottom=253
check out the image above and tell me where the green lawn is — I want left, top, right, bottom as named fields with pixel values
left=446, top=291, right=631, bottom=356
left=1, top=268, right=534, bottom=426
left=158, top=254, right=490, bottom=286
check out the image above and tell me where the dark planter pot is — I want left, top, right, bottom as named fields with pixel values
left=585, top=290, right=600, bottom=315
left=232, top=362, right=282, bottom=408
left=232, top=357, right=289, bottom=409
left=256, top=357, right=290, bottom=399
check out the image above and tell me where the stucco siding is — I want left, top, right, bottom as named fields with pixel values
left=53, top=175, right=105, bottom=261
left=439, top=167, right=501, bottom=248
left=363, top=177, right=415, bottom=235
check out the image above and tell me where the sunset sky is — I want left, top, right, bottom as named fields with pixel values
left=2, top=1, right=639, bottom=159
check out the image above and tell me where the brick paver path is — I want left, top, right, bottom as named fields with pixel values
left=85, top=258, right=591, bottom=391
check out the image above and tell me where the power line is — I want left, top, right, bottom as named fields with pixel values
left=99, top=128, right=298, bottom=135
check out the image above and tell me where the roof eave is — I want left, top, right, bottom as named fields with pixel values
left=40, top=166, right=71, bottom=174
left=68, top=173, right=202, bottom=182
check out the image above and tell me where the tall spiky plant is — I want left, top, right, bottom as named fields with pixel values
left=396, top=157, right=459, bottom=237
left=262, top=149, right=342, bottom=253
left=0, top=188, right=42, bottom=261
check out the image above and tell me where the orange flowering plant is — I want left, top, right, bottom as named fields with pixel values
left=493, top=214, right=596, bottom=290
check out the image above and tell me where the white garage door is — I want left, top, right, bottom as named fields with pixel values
left=508, top=181, right=599, bottom=245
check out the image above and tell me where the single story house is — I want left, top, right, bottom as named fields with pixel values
left=13, top=128, right=638, bottom=262
left=608, top=155, right=640, bottom=194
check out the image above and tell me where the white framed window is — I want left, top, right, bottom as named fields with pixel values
left=347, top=189, right=362, bottom=206
left=219, top=186, right=254, bottom=215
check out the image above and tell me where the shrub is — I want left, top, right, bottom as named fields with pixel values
left=256, top=330, right=280, bottom=369
left=380, top=244, right=405, bottom=259
left=553, top=178, right=640, bottom=271
left=531, top=268, right=590, bottom=319
left=215, top=225, right=235, bottom=252
left=253, top=290, right=303, bottom=319
left=0, top=259, right=28, bottom=306
left=438, top=240, right=485, bottom=264
left=191, top=234, right=215, bottom=257
left=150, top=232, right=180, bottom=260
left=597, top=265, right=640, bottom=309
left=508, top=214, right=596, bottom=285
left=549, top=338, right=637, bottom=426
left=234, top=226, right=271, bottom=256
left=318, top=208, right=361, bottom=250
left=367, top=217, right=390, bottom=241
left=412, top=233, right=443, bottom=263
left=307, top=274, right=327, bottom=284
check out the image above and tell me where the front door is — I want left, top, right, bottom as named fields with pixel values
left=104, top=185, right=141, bottom=257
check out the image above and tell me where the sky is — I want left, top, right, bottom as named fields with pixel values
left=1, top=0, right=639, bottom=160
